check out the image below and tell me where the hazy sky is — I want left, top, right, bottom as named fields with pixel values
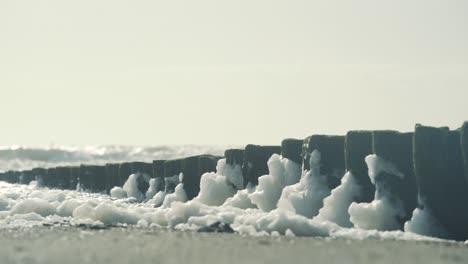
left=1, top=0, right=467, bottom=146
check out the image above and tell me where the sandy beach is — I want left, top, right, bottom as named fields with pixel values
left=1, top=226, right=467, bottom=264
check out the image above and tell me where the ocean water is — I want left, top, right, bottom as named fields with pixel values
left=0, top=145, right=467, bottom=247
left=0, top=145, right=232, bottom=172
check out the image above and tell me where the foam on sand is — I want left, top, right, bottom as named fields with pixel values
left=349, top=155, right=406, bottom=231
left=314, top=172, right=362, bottom=227
left=249, top=154, right=301, bottom=212
left=404, top=198, right=450, bottom=239
left=192, top=172, right=237, bottom=206
left=215, top=159, right=243, bottom=190
left=0, top=150, right=460, bottom=243
left=277, top=150, right=331, bottom=218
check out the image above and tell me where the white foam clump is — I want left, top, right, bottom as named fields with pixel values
left=277, top=150, right=331, bottom=218
left=161, top=174, right=188, bottom=208
left=249, top=154, right=301, bottom=212
left=11, top=198, right=57, bottom=217
left=216, top=158, right=243, bottom=189
left=110, top=187, right=127, bottom=199
left=193, top=172, right=237, bottom=206
left=148, top=191, right=166, bottom=208
left=349, top=197, right=405, bottom=230
left=191, top=159, right=242, bottom=206
left=73, top=202, right=140, bottom=225
left=348, top=155, right=406, bottom=231
left=57, top=199, right=83, bottom=216
left=314, top=172, right=362, bottom=227
left=223, top=187, right=257, bottom=209
left=0, top=196, right=9, bottom=210
left=366, top=154, right=404, bottom=184
left=404, top=198, right=450, bottom=239
left=146, top=178, right=164, bottom=200
left=122, top=173, right=146, bottom=202
left=145, top=173, right=184, bottom=208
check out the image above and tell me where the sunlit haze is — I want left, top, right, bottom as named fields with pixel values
left=1, top=0, right=467, bottom=145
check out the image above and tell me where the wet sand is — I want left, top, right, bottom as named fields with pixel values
left=0, top=227, right=467, bottom=264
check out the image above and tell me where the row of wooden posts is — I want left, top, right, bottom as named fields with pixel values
left=1, top=123, right=468, bottom=240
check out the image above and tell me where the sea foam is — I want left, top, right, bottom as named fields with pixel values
left=0, top=151, right=456, bottom=243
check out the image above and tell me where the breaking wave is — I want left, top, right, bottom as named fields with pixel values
left=0, top=145, right=232, bottom=172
